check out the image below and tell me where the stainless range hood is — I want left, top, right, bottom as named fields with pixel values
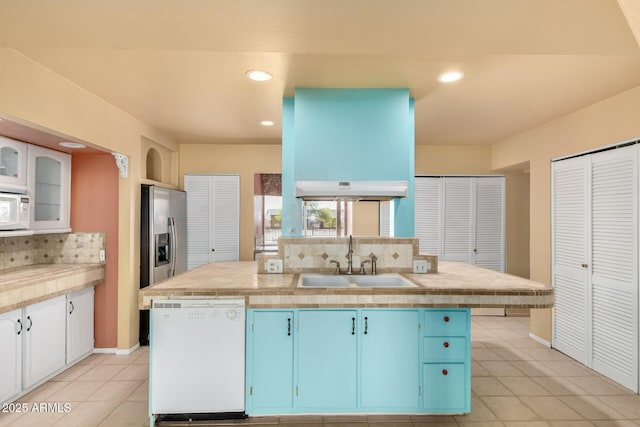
left=295, top=180, right=409, bottom=201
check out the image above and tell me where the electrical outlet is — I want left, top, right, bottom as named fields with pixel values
left=267, top=259, right=283, bottom=274
left=99, top=249, right=106, bottom=262
left=413, top=260, right=428, bottom=274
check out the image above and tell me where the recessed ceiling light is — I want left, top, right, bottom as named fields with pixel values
left=260, top=120, right=275, bottom=127
left=437, top=71, right=464, bottom=83
left=246, top=70, right=273, bottom=82
left=59, top=141, right=86, bottom=149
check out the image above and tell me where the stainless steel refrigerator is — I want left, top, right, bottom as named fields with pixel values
left=139, top=184, right=187, bottom=345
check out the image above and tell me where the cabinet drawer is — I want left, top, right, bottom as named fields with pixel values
left=423, top=337, right=466, bottom=362
left=422, top=363, right=469, bottom=412
left=423, top=310, right=468, bottom=336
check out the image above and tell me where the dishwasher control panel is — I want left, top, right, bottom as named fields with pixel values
left=152, top=298, right=245, bottom=322
left=187, top=310, right=207, bottom=320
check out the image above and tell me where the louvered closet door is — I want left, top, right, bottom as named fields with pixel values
left=211, top=175, right=240, bottom=262
left=185, top=174, right=240, bottom=269
left=185, top=175, right=212, bottom=270
left=442, top=178, right=472, bottom=262
left=379, top=201, right=391, bottom=237
left=473, top=177, right=505, bottom=272
left=552, top=156, right=590, bottom=365
left=414, top=177, right=442, bottom=254
left=590, top=146, right=638, bottom=391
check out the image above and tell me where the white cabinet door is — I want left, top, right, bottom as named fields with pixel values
left=0, top=309, right=22, bottom=404
left=23, top=295, right=66, bottom=388
left=27, top=145, right=71, bottom=231
left=66, top=288, right=95, bottom=364
left=0, top=136, right=28, bottom=192
left=185, top=174, right=240, bottom=269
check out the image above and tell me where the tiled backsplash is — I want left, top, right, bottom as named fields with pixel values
left=0, top=232, right=105, bottom=272
left=257, top=236, right=436, bottom=274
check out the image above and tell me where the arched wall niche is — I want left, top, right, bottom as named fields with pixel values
left=146, top=147, right=163, bottom=181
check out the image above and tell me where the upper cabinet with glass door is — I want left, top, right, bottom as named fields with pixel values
left=0, top=136, right=28, bottom=192
left=27, top=145, right=71, bottom=232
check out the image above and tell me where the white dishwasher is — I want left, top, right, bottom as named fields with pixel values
left=150, top=298, right=246, bottom=422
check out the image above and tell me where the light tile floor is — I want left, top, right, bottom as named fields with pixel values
left=1, top=316, right=639, bottom=426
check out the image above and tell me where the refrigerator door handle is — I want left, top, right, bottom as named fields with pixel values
left=168, top=217, right=177, bottom=277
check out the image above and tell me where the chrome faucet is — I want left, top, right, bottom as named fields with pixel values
left=346, top=235, right=354, bottom=275
left=329, top=260, right=340, bottom=275
left=360, top=259, right=370, bottom=275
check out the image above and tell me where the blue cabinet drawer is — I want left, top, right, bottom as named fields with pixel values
left=422, top=363, right=469, bottom=413
left=423, top=337, right=467, bottom=362
left=423, top=310, right=469, bottom=336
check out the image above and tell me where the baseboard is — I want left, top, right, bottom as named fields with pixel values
left=529, top=332, right=551, bottom=347
left=116, top=343, right=141, bottom=355
left=94, top=343, right=141, bottom=355
left=93, top=347, right=117, bottom=354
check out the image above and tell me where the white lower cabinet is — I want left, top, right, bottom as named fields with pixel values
left=22, top=295, right=67, bottom=389
left=1, top=288, right=95, bottom=404
left=0, top=309, right=22, bottom=404
left=66, top=288, right=94, bottom=364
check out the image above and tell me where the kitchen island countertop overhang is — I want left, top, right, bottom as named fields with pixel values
left=138, top=261, right=553, bottom=309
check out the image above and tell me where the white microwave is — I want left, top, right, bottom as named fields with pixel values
left=0, top=193, right=30, bottom=230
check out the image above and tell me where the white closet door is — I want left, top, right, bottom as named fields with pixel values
left=379, top=202, right=390, bottom=237
left=590, top=146, right=638, bottom=391
left=212, top=175, right=240, bottom=262
left=185, top=174, right=240, bottom=269
left=414, top=177, right=442, bottom=255
left=185, top=175, right=212, bottom=270
left=552, top=156, right=590, bottom=365
left=473, top=177, right=505, bottom=272
left=442, top=178, right=472, bottom=262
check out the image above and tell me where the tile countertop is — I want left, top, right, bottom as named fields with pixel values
left=139, top=261, right=553, bottom=309
left=0, top=264, right=106, bottom=314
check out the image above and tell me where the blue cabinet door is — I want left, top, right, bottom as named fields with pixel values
left=297, top=310, right=358, bottom=411
left=422, top=363, right=469, bottom=413
left=360, top=309, right=420, bottom=410
left=246, top=310, right=295, bottom=413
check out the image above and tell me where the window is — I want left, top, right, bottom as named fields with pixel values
left=254, top=174, right=282, bottom=257
left=304, top=200, right=352, bottom=237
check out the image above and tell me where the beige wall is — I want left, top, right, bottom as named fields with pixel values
left=0, top=48, right=180, bottom=351
left=492, top=84, right=640, bottom=342
left=416, top=145, right=493, bottom=174
left=352, top=202, right=380, bottom=236
left=179, top=144, right=282, bottom=261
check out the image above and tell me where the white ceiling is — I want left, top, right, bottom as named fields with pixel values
left=1, top=0, right=640, bottom=146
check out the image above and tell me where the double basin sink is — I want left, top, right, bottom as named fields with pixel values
left=298, top=273, right=416, bottom=288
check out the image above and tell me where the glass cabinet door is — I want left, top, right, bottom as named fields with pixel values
left=0, top=136, right=28, bottom=191
left=34, top=156, right=62, bottom=222
left=28, top=145, right=70, bottom=231
left=0, top=147, right=20, bottom=178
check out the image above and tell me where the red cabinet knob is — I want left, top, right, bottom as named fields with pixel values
left=444, top=316, right=450, bottom=322
left=442, top=369, right=448, bottom=376
left=443, top=342, right=449, bottom=348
